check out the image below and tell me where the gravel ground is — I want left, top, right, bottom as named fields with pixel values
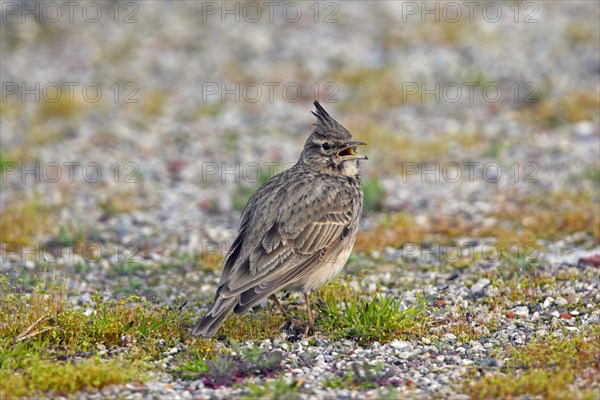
left=1, top=1, right=599, bottom=399
left=29, top=247, right=599, bottom=400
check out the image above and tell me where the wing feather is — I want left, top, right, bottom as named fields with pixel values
left=235, top=249, right=328, bottom=311
left=295, top=221, right=324, bottom=253
left=215, top=170, right=362, bottom=307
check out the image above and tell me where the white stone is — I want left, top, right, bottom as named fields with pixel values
left=389, top=340, right=412, bottom=351
left=555, top=297, right=568, bottom=306
left=573, top=121, right=595, bottom=138
left=442, top=333, right=457, bottom=342
left=542, top=297, right=554, bottom=308
left=514, top=306, right=529, bottom=317
left=587, top=314, right=600, bottom=324
left=471, top=278, right=491, bottom=293
left=469, top=341, right=484, bottom=352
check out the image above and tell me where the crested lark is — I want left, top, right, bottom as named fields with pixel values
left=192, top=101, right=367, bottom=338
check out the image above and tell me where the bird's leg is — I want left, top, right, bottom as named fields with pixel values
left=270, top=294, right=288, bottom=316
left=272, top=294, right=303, bottom=333
left=304, top=291, right=314, bottom=336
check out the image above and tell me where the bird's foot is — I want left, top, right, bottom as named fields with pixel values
left=303, top=323, right=314, bottom=337
left=274, top=316, right=305, bottom=335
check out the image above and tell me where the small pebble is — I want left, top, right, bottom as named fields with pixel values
left=555, top=297, right=569, bottom=306
left=513, top=306, right=529, bottom=317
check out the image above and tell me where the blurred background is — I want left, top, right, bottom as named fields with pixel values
left=1, top=1, right=599, bottom=298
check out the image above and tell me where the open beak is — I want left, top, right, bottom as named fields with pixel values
left=337, top=140, right=368, bottom=160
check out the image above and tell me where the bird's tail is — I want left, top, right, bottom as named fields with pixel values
left=191, top=296, right=238, bottom=338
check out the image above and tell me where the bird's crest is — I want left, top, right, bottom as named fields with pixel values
left=311, top=101, right=352, bottom=141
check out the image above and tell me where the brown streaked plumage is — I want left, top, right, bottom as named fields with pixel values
left=192, top=101, right=367, bottom=338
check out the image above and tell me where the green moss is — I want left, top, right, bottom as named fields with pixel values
left=0, top=194, right=55, bottom=246
left=564, top=23, right=598, bottom=44
left=38, top=94, right=82, bottom=121
left=0, top=152, right=17, bottom=174
left=579, top=165, right=600, bottom=182
left=98, top=188, right=143, bottom=216
left=196, top=102, right=224, bottom=118
left=242, top=376, right=300, bottom=400
left=216, top=308, right=286, bottom=341
left=0, top=276, right=191, bottom=356
left=523, top=90, right=600, bottom=127
left=141, top=90, right=167, bottom=117
left=464, top=328, right=600, bottom=399
left=0, top=273, right=195, bottom=397
left=0, top=356, right=143, bottom=399
left=355, top=189, right=599, bottom=253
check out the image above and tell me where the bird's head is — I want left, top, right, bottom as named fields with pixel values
left=300, top=101, right=367, bottom=178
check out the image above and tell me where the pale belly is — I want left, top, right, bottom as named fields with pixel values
left=293, top=237, right=355, bottom=293
left=304, top=245, right=353, bottom=291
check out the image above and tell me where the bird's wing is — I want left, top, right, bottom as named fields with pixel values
left=217, top=175, right=358, bottom=305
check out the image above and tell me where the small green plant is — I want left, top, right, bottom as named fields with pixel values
left=579, top=165, right=600, bottom=182
left=180, top=342, right=284, bottom=388
left=109, top=260, right=149, bottom=277
left=179, top=349, right=209, bottom=379
left=57, top=226, right=77, bottom=246
left=324, top=362, right=401, bottom=389
left=234, top=342, right=284, bottom=373
left=243, top=375, right=300, bottom=400
left=318, top=291, right=425, bottom=345
left=362, top=178, right=386, bottom=213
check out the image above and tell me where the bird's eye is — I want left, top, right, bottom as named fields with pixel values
left=322, top=142, right=331, bottom=151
